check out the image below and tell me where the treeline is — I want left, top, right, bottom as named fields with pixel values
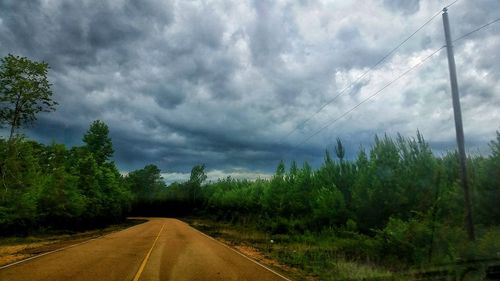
left=0, top=121, right=132, bottom=234
left=129, top=163, right=207, bottom=217
left=131, top=131, right=500, bottom=266
left=134, top=132, right=500, bottom=230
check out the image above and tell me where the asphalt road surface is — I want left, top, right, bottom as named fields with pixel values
left=0, top=218, right=290, bottom=281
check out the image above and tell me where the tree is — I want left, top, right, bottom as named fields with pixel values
left=187, top=164, right=207, bottom=204
left=0, top=54, right=57, bottom=139
left=476, top=131, right=500, bottom=225
left=83, top=120, right=114, bottom=165
left=126, top=164, right=165, bottom=201
left=37, top=144, right=85, bottom=227
left=189, top=164, right=207, bottom=186
left=0, top=137, right=42, bottom=233
left=335, top=137, right=345, bottom=162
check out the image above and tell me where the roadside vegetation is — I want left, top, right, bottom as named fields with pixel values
left=0, top=121, right=133, bottom=234
left=0, top=55, right=132, bottom=234
left=132, top=132, right=500, bottom=280
left=1, top=54, right=499, bottom=279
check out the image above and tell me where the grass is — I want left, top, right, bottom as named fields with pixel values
left=187, top=218, right=500, bottom=281
left=186, top=218, right=398, bottom=281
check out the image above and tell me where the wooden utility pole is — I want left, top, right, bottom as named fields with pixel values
left=442, top=7, right=475, bottom=241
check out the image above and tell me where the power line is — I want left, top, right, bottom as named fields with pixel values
left=446, top=0, right=460, bottom=9
left=453, top=17, right=500, bottom=43
left=278, top=0, right=460, bottom=144
left=288, top=16, right=500, bottom=151
left=293, top=46, right=445, bottom=149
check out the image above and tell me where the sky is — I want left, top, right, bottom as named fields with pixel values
left=0, top=0, right=499, bottom=182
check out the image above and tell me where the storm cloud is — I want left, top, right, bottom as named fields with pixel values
left=1, top=0, right=499, bottom=179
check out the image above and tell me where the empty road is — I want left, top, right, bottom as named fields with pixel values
left=0, top=218, right=289, bottom=281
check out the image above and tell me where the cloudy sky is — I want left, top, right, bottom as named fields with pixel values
left=1, top=0, right=499, bottom=181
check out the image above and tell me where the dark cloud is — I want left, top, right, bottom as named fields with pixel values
left=1, top=0, right=498, bottom=178
left=383, top=0, right=420, bottom=15
left=152, top=84, right=186, bottom=109
left=0, top=0, right=173, bottom=71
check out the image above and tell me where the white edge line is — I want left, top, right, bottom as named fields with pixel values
left=0, top=237, right=97, bottom=270
left=190, top=225, right=293, bottom=281
left=0, top=220, right=148, bottom=270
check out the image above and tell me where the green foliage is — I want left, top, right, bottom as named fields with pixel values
left=187, top=164, right=206, bottom=204
left=476, top=227, right=500, bottom=259
left=83, top=120, right=114, bottom=165
left=37, top=144, right=85, bottom=226
left=189, top=164, right=207, bottom=186
left=475, top=132, right=500, bottom=225
left=136, top=130, right=500, bottom=270
left=373, top=217, right=434, bottom=266
left=310, top=185, right=345, bottom=228
left=97, top=164, right=132, bottom=221
left=125, top=164, right=165, bottom=202
left=0, top=54, right=57, bottom=139
left=351, top=133, right=441, bottom=232
left=0, top=137, right=42, bottom=233
left=334, top=137, right=345, bottom=161
left=0, top=120, right=131, bottom=234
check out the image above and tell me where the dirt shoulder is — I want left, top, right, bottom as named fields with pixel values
left=0, top=219, right=146, bottom=267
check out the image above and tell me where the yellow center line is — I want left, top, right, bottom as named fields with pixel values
left=133, top=223, right=165, bottom=281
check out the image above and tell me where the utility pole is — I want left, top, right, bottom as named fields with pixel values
left=442, top=7, right=475, bottom=241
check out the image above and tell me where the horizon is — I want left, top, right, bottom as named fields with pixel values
left=1, top=0, right=499, bottom=178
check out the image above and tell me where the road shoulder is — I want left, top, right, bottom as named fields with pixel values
left=0, top=219, right=146, bottom=268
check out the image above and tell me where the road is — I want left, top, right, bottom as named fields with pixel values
left=0, top=218, right=289, bottom=281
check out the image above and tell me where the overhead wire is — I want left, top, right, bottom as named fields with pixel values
left=452, top=17, right=500, bottom=43
left=289, top=14, right=500, bottom=150
left=445, top=0, right=460, bottom=9
left=278, top=0, right=461, bottom=144
left=292, top=46, right=445, bottom=149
